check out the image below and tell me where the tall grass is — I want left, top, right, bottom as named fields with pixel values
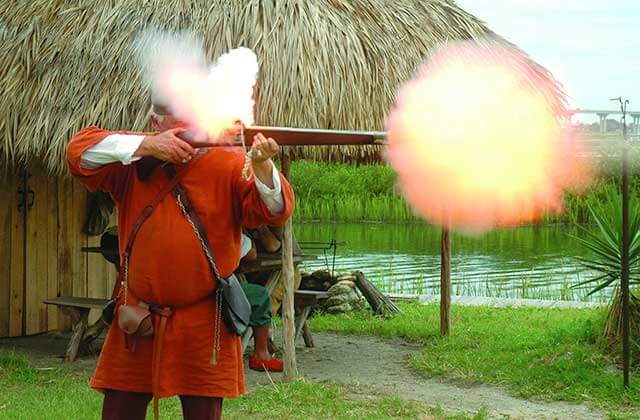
left=289, top=160, right=640, bottom=224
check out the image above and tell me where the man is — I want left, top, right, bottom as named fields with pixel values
left=67, top=101, right=294, bottom=420
left=238, top=233, right=283, bottom=372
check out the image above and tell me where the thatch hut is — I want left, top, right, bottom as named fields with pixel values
left=0, top=0, right=564, bottom=337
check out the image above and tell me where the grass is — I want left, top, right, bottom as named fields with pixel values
left=0, top=350, right=487, bottom=420
left=289, top=160, right=419, bottom=223
left=308, top=302, right=640, bottom=415
left=289, top=160, right=640, bottom=224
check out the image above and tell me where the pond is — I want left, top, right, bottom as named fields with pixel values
left=294, top=222, right=610, bottom=302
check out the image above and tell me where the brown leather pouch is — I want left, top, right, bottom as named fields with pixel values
left=117, top=302, right=154, bottom=337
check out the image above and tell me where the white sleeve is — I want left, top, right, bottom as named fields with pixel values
left=254, top=164, right=285, bottom=214
left=80, top=134, right=145, bottom=170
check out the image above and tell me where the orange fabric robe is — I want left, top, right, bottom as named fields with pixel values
left=67, top=126, right=294, bottom=398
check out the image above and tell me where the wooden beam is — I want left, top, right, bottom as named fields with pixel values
left=280, top=151, right=298, bottom=381
left=47, top=176, right=59, bottom=331
left=26, top=167, right=50, bottom=334
left=9, top=170, right=25, bottom=336
left=0, top=170, right=13, bottom=337
left=440, top=227, right=451, bottom=336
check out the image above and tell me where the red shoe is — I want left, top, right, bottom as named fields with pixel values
left=249, top=356, right=284, bottom=372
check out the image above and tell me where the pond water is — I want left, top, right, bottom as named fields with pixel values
left=294, top=222, right=610, bottom=302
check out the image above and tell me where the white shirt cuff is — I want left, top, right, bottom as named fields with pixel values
left=80, top=134, right=145, bottom=169
left=254, top=164, right=285, bottom=214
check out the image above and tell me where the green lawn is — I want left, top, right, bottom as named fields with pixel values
left=0, top=350, right=486, bottom=420
left=4, top=303, right=639, bottom=418
left=308, top=302, right=640, bottom=415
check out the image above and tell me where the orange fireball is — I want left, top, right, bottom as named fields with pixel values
left=385, top=40, right=590, bottom=234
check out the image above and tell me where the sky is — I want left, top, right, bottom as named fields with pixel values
left=456, top=0, right=640, bottom=122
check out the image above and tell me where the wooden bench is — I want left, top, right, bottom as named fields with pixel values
left=236, top=254, right=317, bottom=274
left=43, top=297, right=109, bottom=362
left=47, top=255, right=320, bottom=361
left=46, top=290, right=328, bottom=361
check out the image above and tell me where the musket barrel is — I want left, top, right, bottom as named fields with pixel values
left=179, top=126, right=387, bottom=148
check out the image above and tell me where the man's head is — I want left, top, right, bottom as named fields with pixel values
left=148, top=91, right=242, bottom=142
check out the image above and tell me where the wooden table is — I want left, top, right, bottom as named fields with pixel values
left=44, top=297, right=109, bottom=362
left=237, top=254, right=323, bottom=350
left=236, top=254, right=316, bottom=274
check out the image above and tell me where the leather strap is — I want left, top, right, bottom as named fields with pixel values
left=150, top=305, right=173, bottom=420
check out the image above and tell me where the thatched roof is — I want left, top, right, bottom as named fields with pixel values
left=0, top=1, right=565, bottom=173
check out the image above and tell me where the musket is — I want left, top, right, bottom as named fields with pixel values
left=137, top=126, right=386, bottom=180
left=178, top=126, right=387, bottom=147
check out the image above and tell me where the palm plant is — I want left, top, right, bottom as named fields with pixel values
left=571, top=188, right=640, bottom=353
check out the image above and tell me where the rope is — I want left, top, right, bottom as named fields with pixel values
left=240, top=124, right=253, bottom=181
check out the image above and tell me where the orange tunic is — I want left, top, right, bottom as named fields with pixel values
left=67, top=126, right=294, bottom=398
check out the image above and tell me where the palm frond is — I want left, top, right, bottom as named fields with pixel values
left=571, top=188, right=640, bottom=296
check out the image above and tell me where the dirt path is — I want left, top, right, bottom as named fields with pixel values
left=2, top=332, right=606, bottom=419
left=247, top=332, right=605, bottom=420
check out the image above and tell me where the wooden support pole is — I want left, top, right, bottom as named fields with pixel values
left=620, top=102, right=631, bottom=388
left=280, top=151, right=298, bottom=381
left=440, top=227, right=451, bottom=336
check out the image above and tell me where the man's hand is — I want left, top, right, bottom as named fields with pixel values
left=251, top=133, right=279, bottom=163
left=135, top=128, right=196, bottom=164
left=251, top=133, right=280, bottom=188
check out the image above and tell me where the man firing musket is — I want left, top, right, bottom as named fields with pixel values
left=68, top=100, right=294, bottom=420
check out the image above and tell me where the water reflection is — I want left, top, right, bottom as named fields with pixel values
left=294, top=222, right=608, bottom=302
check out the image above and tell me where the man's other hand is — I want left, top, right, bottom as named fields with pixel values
left=251, top=133, right=279, bottom=163
left=136, top=128, right=196, bottom=164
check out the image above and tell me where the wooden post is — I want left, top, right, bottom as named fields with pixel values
left=440, top=227, right=451, bottom=336
left=619, top=100, right=631, bottom=388
left=280, top=151, right=298, bottom=381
